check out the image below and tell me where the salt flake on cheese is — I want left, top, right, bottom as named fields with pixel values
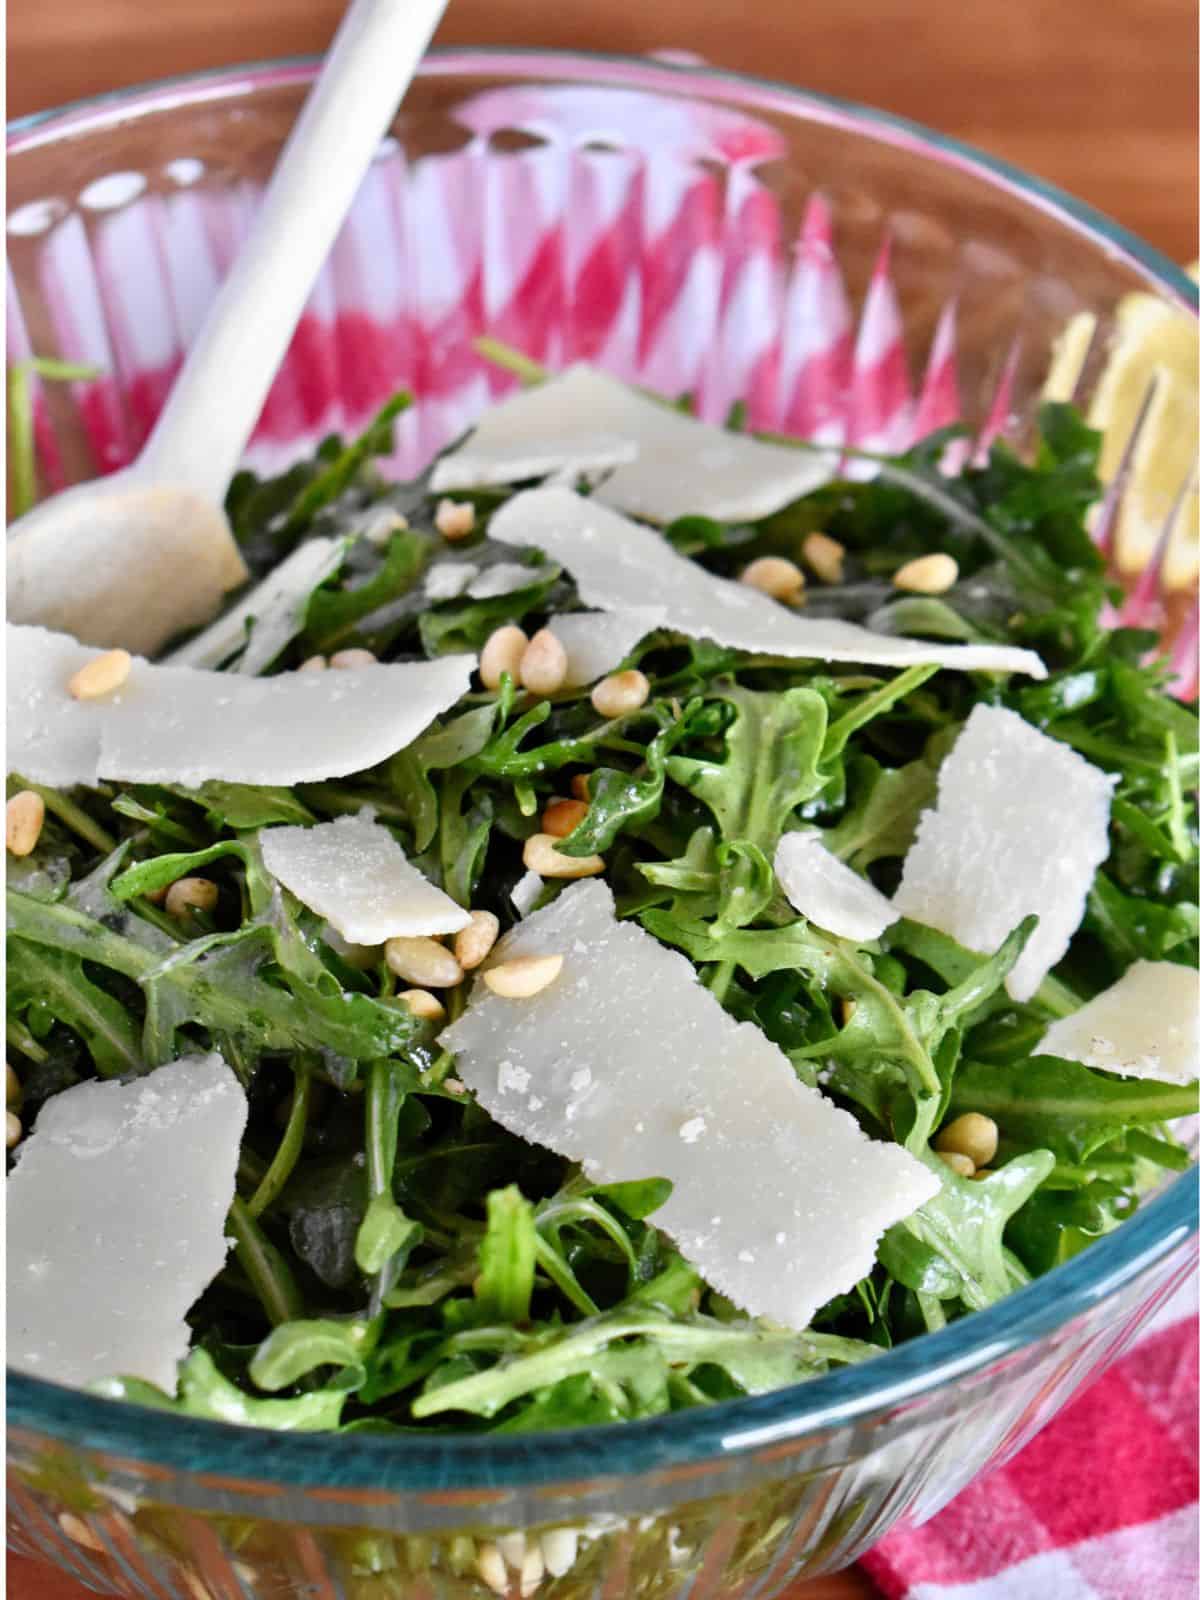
left=894, top=704, right=1114, bottom=1002
left=7, top=1053, right=247, bottom=1392
left=489, top=489, right=1046, bottom=677
left=440, top=880, right=939, bottom=1331
left=1037, top=961, right=1198, bottom=1084
left=432, top=364, right=835, bottom=524
left=261, top=811, right=470, bottom=944
left=774, top=832, right=899, bottom=941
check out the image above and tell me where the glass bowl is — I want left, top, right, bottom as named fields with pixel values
left=7, top=49, right=1198, bottom=1600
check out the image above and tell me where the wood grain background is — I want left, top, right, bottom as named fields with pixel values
left=4, top=2, right=1195, bottom=1596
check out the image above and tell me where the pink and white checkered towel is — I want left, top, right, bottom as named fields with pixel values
left=861, top=1291, right=1198, bottom=1600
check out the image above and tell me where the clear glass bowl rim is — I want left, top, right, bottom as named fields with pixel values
left=6, top=47, right=1198, bottom=1492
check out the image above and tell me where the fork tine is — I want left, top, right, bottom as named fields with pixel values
left=1115, top=464, right=1197, bottom=632
left=1090, top=374, right=1160, bottom=558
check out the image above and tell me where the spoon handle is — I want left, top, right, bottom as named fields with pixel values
left=138, top=0, right=446, bottom=502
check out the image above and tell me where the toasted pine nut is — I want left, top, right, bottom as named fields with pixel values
left=398, top=988, right=447, bottom=1023
left=523, top=832, right=605, bottom=879
left=443, top=1076, right=467, bottom=1095
left=893, top=553, right=959, bottom=594
left=934, top=1112, right=999, bottom=1168
left=483, top=953, right=564, bottom=998
left=739, top=555, right=805, bottom=603
left=58, top=1512, right=105, bottom=1552
left=165, top=878, right=219, bottom=919
left=938, top=1150, right=976, bottom=1179
left=476, top=1543, right=508, bottom=1596
left=541, top=798, right=589, bottom=838
left=6, top=1111, right=23, bottom=1149
left=329, top=647, right=378, bottom=670
left=7, top=1064, right=21, bottom=1107
left=591, top=669, right=650, bottom=719
left=972, top=1168, right=994, bottom=1181
left=802, top=532, right=845, bottom=585
left=68, top=647, right=132, bottom=700
left=520, top=1544, right=545, bottom=1597
left=570, top=773, right=591, bottom=802
left=519, top=628, right=568, bottom=697
left=435, top=498, right=476, bottom=541
left=540, top=1529, right=579, bottom=1579
left=297, top=654, right=328, bottom=673
left=455, top=910, right=500, bottom=971
left=480, top=625, right=529, bottom=690
left=6, top=790, right=45, bottom=857
left=384, top=936, right=463, bottom=988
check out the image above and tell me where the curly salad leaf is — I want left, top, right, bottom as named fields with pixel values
left=6, top=377, right=1196, bottom=1434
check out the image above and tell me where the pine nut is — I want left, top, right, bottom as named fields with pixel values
left=6, top=1111, right=22, bottom=1149
left=480, top=625, right=529, bottom=690
left=937, top=1150, right=976, bottom=1179
left=483, top=953, right=564, bottom=998
left=6, top=790, right=45, bottom=857
left=591, top=669, right=650, bottom=719
left=934, top=1112, right=999, bottom=1168
left=165, top=878, right=219, bottom=919
left=384, top=936, right=463, bottom=988
left=540, top=1529, right=579, bottom=1578
left=455, top=910, right=500, bottom=971
left=58, top=1512, right=105, bottom=1552
left=972, top=1169, right=994, bottom=1181
left=68, top=647, right=132, bottom=700
left=541, top=798, right=588, bottom=838
left=7, top=1064, right=22, bottom=1106
left=893, top=553, right=959, bottom=594
left=802, top=532, right=845, bottom=585
left=329, top=647, right=377, bottom=670
left=570, top=773, right=591, bottom=802
left=520, top=1544, right=545, bottom=1597
left=523, top=832, right=605, bottom=879
left=496, top=1532, right=526, bottom=1568
left=435, top=498, right=476, bottom=541
left=297, top=654, right=328, bottom=673
left=443, top=1076, right=467, bottom=1095
left=739, top=555, right=805, bottom=603
left=476, top=1543, right=508, bottom=1596
left=519, top=628, right=568, bottom=696
left=398, top=988, right=447, bottom=1023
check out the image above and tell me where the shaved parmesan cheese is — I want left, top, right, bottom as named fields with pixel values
left=894, top=705, right=1114, bottom=1002
left=7, top=481, right=248, bottom=656
left=490, top=489, right=1046, bottom=678
left=440, top=881, right=939, bottom=1330
left=510, top=870, right=544, bottom=917
left=261, top=811, right=470, bottom=944
left=1037, top=961, right=1198, bottom=1083
left=432, top=364, right=835, bottom=524
left=548, top=611, right=660, bottom=688
left=7, top=625, right=107, bottom=785
left=774, top=832, right=899, bottom=941
left=168, top=537, right=345, bottom=674
left=425, top=562, right=480, bottom=601
left=7, top=624, right=474, bottom=788
left=466, top=563, right=543, bottom=599
left=7, top=1053, right=247, bottom=1392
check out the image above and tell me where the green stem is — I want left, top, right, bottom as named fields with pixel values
left=701, top=960, right=736, bottom=1006
left=7, top=364, right=35, bottom=518
left=6, top=1016, right=48, bottom=1064
left=823, top=664, right=940, bottom=762
left=227, top=1196, right=303, bottom=1327
left=473, top=336, right=548, bottom=386
left=14, top=779, right=116, bottom=854
left=248, top=1064, right=312, bottom=1217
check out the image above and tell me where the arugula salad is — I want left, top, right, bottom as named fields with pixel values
left=6, top=353, right=1198, bottom=1435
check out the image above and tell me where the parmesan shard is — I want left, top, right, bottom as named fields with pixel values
left=548, top=611, right=661, bottom=688
left=425, top=562, right=480, bottom=601
left=1036, top=961, right=1198, bottom=1084
left=431, top=364, right=835, bottom=524
left=489, top=489, right=1047, bottom=678
left=261, top=811, right=470, bottom=944
left=7, top=1053, right=247, bottom=1392
left=774, top=832, right=899, bottom=942
left=894, top=704, right=1114, bottom=1002
left=168, top=537, right=345, bottom=674
left=7, top=625, right=474, bottom=789
left=7, top=481, right=248, bottom=656
left=466, top=563, right=543, bottom=599
left=440, top=880, right=939, bottom=1330
left=510, top=870, right=544, bottom=917
left=7, top=624, right=106, bottom=785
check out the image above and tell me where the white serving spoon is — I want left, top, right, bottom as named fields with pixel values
left=7, top=0, right=447, bottom=656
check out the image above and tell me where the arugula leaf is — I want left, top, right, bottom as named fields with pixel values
left=476, top=1186, right=538, bottom=1324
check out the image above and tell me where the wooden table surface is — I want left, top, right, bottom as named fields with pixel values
left=4, top=3, right=1193, bottom=1597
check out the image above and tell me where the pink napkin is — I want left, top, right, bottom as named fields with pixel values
left=861, top=1292, right=1198, bottom=1600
